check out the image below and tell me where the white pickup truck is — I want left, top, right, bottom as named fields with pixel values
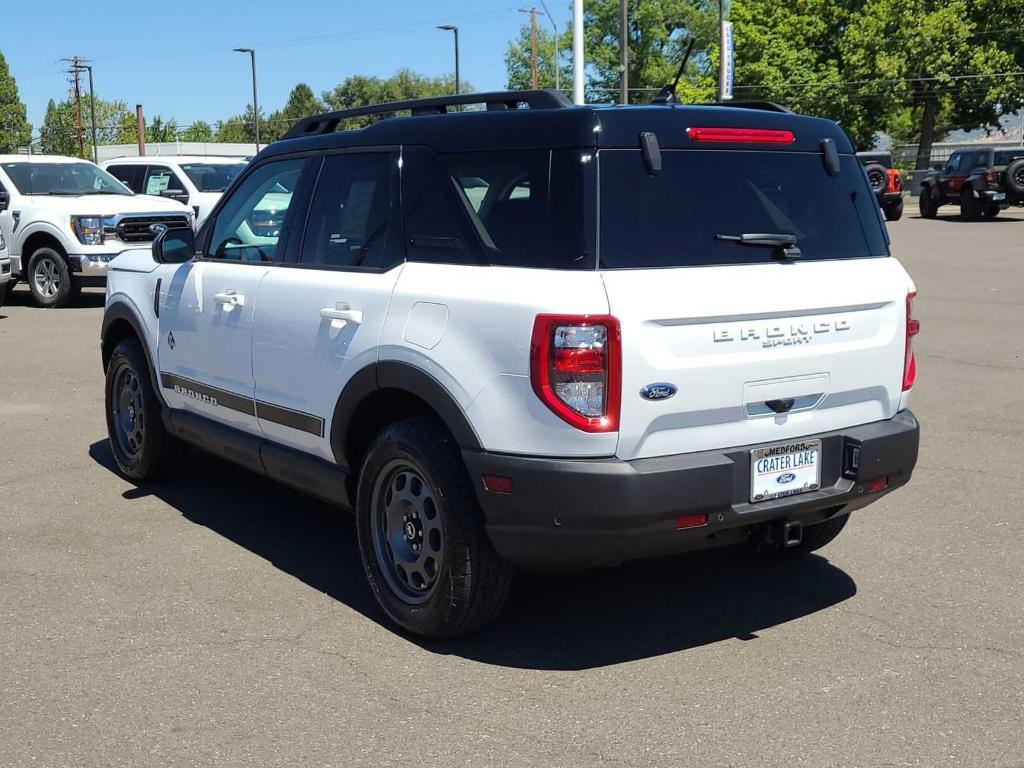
left=0, top=155, right=192, bottom=308
left=103, top=156, right=247, bottom=226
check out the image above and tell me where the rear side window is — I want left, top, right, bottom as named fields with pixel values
left=402, top=147, right=594, bottom=270
left=995, top=150, right=1024, bottom=165
left=598, top=150, right=888, bottom=269
left=300, top=152, right=399, bottom=270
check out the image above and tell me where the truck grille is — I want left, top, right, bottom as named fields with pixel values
left=115, top=215, right=191, bottom=242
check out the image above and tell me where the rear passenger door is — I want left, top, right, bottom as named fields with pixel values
left=251, top=149, right=404, bottom=460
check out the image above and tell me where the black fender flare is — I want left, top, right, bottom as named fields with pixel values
left=330, top=361, right=482, bottom=469
left=101, top=300, right=166, bottom=408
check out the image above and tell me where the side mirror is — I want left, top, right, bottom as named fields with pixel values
left=0, top=190, right=9, bottom=212
left=152, top=226, right=196, bottom=264
left=160, top=189, right=190, bottom=204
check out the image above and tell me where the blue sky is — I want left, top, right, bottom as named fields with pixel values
left=6, top=0, right=555, bottom=136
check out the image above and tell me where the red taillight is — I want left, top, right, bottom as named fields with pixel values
left=888, top=168, right=902, bottom=193
left=530, top=314, right=621, bottom=433
left=985, top=170, right=995, bottom=187
left=483, top=474, right=514, bottom=494
left=903, top=292, right=920, bottom=391
left=686, top=127, right=795, bottom=144
left=675, top=514, right=708, bottom=530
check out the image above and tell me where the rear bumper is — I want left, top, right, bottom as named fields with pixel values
left=464, top=410, right=919, bottom=571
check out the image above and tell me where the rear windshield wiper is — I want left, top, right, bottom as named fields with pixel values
left=714, top=232, right=802, bottom=258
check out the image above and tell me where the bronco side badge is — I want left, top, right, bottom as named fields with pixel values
left=640, top=383, right=677, bottom=401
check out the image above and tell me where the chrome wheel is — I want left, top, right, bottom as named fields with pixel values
left=110, top=365, right=145, bottom=461
left=370, top=460, right=444, bottom=604
left=33, top=257, right=60, bottom=299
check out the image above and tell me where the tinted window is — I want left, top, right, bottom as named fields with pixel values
left=947, top=153, right=963, bottom=172
left=440, top=149, right=592, bottom=269
left=300, top=152, right=399, bottom=270
left=144, top=165, right=187, bottom=196
left=2, top=162, right=131, bottom=196
left=180, top=163, right=246, bottom=192
left=598, top=150, right=888, bottom=269
left=994, top=150, right=1024, bottom=166
left=106, top=164, right=145, bottom=192
left=207, top=158, right=306, bottom=263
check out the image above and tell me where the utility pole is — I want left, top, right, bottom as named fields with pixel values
left=619, top=0, right=628, bottom=104
left=69, top=57, right=85, bottom=158
left=520, top=8, right=541, bottom=90
left=573, top=0, right=584, bottom=104
left=68, top=59, right=99, bottom=163
left=538, top=0, right=560, bottom=93
left=135, top=104, right=146, bottom=156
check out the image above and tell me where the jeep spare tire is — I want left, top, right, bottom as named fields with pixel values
left=864, top=163, right=888, bottom=193
left=1004, top=158, right=1024, bottom=195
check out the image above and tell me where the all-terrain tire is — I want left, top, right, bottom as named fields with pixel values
left=959, top=188, right=983, bottom=221
left=884, top=199, right=904, bottom=221
left=105, top=337, right=183, bottom=481
left=356, top=418, right=513, bottom=639
left=918, top=189, right=938, bottom=218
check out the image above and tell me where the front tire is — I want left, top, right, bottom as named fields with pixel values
left=918, top=189, right=938, bottom=218
left=105, top=337, right=183, bottom=481
left=27, top=248, right=79, bottom=308
left=356, top=419, right=513, bottom=638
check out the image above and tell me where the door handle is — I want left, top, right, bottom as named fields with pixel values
left=214, top=291, right=245, bottom=310
left=320, top=306, right=363, bottom=326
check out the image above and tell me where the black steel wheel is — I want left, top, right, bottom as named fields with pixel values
left=104, top=337, right=183, bottom=481
left=356, top=418, right=513, bottom=639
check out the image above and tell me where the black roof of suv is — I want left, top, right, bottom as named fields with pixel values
left=262, top=89, right=854, bottom=157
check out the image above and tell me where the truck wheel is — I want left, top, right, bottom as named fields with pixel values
left=918, top=189, right=938, bottom=218
left=356, top=418, right=513, bottom=639
left=27, top=248, right=79, bottom=308
left=884, top=199, right=904, bottom=221
left=1004, top=159, right=1024, bottom=196
left=863, top=163, right=888, bottom=194
left=755, top=514, right=850, bottom=559
left=105, top=337, right=183, bottom=481
left=982, top=202, right=1000, bottom=218
left=959, top=189, right=982, bottom=221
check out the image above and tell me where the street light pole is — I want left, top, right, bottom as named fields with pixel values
left=437, top=26, right=460, bottom=95
left=619, top=0, right=628, bottom=104
left=233, top=48, right=260, bottom=151
left=572, top=0, right=584, bottom=104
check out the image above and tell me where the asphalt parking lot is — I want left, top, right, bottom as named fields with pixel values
left=1, top=205, right=1022, bottom=767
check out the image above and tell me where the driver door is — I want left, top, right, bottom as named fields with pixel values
left=157, top=156, right=313, bottom=435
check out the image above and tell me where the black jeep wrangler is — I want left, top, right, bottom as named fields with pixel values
left=919, top=147, right=1024, bottom=220
left=857, top=151, right=904, bottom=221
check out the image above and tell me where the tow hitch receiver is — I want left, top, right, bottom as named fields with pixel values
left=765, top=519, right=803, bottom=548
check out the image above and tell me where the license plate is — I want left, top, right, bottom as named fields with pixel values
left=993, top=193, right=1006, bottom=201
left=750, top=439, right=822, bottom=502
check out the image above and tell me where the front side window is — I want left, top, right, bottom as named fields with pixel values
left=144, top=166, right=187, bottom=196
left=180, top=163, right=246, bottom=193
left=2, top=162, right=132, bottom=196
left=947, top=153, right=962, bottom=172
left=206, top=158, right=306, bottom=263
left=300, top=152, right=398, bottom=270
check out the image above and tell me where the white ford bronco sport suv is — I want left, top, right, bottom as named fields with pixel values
left=102, top=155, right=248, bottom=226
left=100, top=91, right=921, bottom=638
left=0, top=155, right=192, bottom=308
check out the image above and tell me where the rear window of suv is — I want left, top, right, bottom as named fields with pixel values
left=598, top=150, right=888, bottom=269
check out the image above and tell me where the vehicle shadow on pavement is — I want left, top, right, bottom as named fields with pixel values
left=4, top=286, right=106, bottom=308
left=89, top=440, right=857, bottom=671
left=911, top=214, right=1021, bottom=223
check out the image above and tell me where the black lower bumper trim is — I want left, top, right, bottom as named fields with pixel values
left=463, top=411, right=919, bottom=571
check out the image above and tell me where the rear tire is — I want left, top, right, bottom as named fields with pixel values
left=884, top=199, right=904, bottom=221
left=918, top=189, right=938, bottom=218
left=27, top=248, right=79, bottom=308
left=356, top=418, right=513, bottom=639
left=754, top=514, right=850, bottom=559
left=0, top=281, right=7, bottom=310
left=959, top=189, right=982, bottom=221
left=982, top=202, right=1000, bottom=218
left=104, top=337, right=183, bottom=481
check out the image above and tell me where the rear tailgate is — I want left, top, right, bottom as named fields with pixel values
left=603, top=258, right=912, bottom=460
left=596, top=136, right=914, bottom=461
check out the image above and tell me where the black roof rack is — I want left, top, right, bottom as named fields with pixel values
left=697, top=100, right=793, bottom=113
left=284, top=89, right=573, bottom=139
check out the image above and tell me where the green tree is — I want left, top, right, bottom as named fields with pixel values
left=322, top=69, right=461, bottom=127
left=584, top=0, right=717, bottom=103
left=38, top=93, right=134, bottom=157
left=504, top=22, right=572, bottom=91
left=145, top=114, right=179, bottom=143
left=264, top=83, right=325, bottom=142
left=214, top=104, right=262, bottom=143
left=180, top=120, right=213, bottom=142
left=0, top=52, right=31, bottom=152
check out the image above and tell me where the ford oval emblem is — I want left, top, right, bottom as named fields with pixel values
left=640, top=383, right=677, bottom=401
left=776, top=472, right=797, bottom=485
